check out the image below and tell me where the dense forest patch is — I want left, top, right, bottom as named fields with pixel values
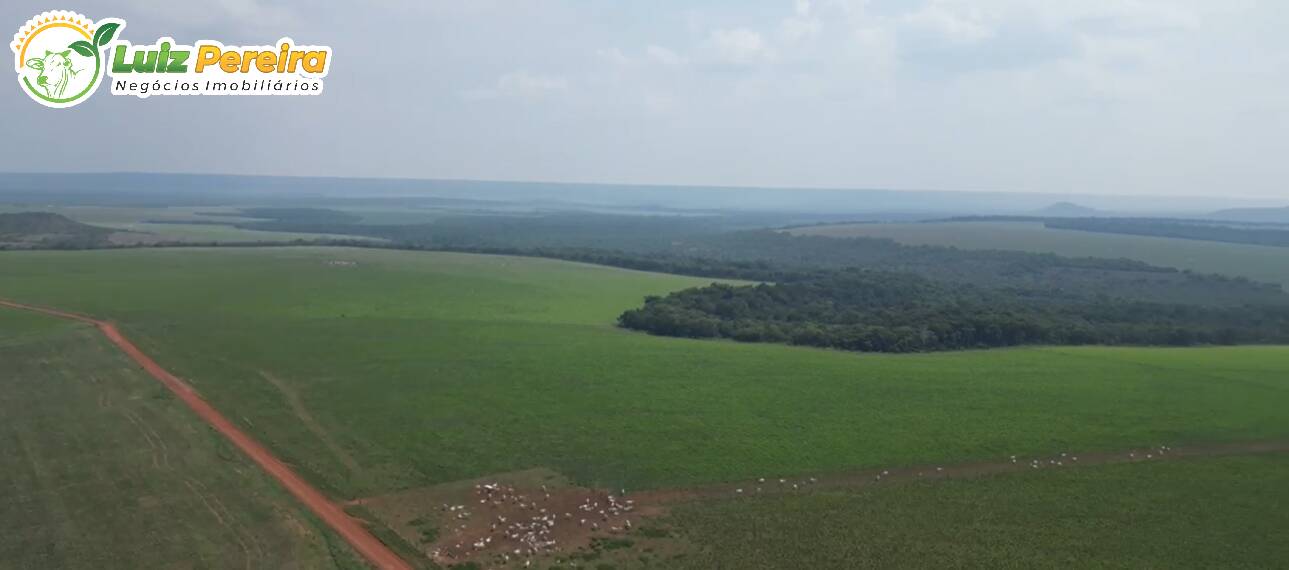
left=618, top=269, right=1289, bottom=352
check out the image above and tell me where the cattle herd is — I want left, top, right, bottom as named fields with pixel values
left=430, top=482, right=638, bottom=567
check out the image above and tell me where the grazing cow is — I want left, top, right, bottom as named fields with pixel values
left=26, top=50, right=78, bottom=98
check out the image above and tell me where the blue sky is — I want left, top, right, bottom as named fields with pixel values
left=3, top=1, right=1287, bottom=199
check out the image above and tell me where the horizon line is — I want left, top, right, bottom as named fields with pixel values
left=0, top=170, right=1283, bottom=204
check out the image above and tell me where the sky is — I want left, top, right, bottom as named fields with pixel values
left=2, top=0, right=1288, bottom=200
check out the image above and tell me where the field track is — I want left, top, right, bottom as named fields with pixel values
left=0, top=299, right=412, bottom=570
left=630, top=440, right=1289, bottom=505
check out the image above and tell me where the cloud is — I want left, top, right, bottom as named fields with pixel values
left=706, top=28, right=775, bottom=65
left=3, top=0, right=1287, bottom=199
left=462, top=71, right=569, bottom=101
left=646, top=45, right=688, bottom=66
left=121, top=0, right=296, bottom=33
left=781, top=0, right=822, bottom=42
left=597, top=45, right=687, bottom=68
left=597, top=47, right=632, bottom=66
left=901, top=3, right=994, bottom=44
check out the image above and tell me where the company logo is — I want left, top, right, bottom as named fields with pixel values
left=12, top=10, right=331, bottom=109
left=11, top=11, right=118, bottom=108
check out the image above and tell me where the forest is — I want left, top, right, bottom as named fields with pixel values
left=14, top=207, right=1289, bottom=353
left=232, top=210, right=1287, bottom=306
left=943, top=215, right=1289, bottom=247
left=618, top=269, right=1289, bottom=353
left=1044, top=217, right=1289, bottom=247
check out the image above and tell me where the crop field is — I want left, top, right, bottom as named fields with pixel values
left=0, top=310, right=363, bottom=570
left=3, top=246, right=1289, bottom=567
left=666, top=454, right=1289, bottom=569
left=791, top=221, right=1289, bottom=287
left=0, top=204, right=378, bottom=244
left=103, top=222, right=380, bottom=244
left=2, top=247, right=1287, bottom=491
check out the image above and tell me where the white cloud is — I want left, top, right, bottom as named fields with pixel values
left=646, top=45, right=688, bottom=66
left=781, top=0, right=822, bottom=42
left=597, top=47, right=632, bottom=66
left=462, top=71, right=569, bottom=101
left=6, top=0, right=1287, bottom=199
left=901, top=3, right=995, bottom=44
left=707, top=28, right=775, bottom=65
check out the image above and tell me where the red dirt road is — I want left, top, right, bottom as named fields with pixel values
left=0, top=300, right=413, bottom=570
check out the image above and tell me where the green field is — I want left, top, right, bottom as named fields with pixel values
left=1, top=247, right=1287, bottom=499
left=4, top=246, right=1289, bottom=568
left=0, top=310, right=363, bottom=569
left=0, top=204, right=379, bottom=244
left=667, top=454, right=1289, bottom=569
left=791, top=221, right=1289, bottom=287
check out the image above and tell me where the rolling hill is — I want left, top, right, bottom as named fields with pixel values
left=0, top=212, right=113, bottom=249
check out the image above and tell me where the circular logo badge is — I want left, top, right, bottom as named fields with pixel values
left=11, top=11, right=122, bottom=108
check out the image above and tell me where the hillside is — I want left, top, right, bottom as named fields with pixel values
left=0, top=212, right=113, bottom=249
left=1209, top=206, right=1289, bottom=224
left=1034, top=202, right=1102, bottom=217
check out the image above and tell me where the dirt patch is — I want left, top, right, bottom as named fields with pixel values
left=354, top=468, right=673, bottom=568
left=107, top=231, right=160, bottom=245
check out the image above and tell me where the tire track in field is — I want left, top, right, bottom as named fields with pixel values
left=259, top=370, right=362, bottom=474
left=0, top=299, right=413, bottom=570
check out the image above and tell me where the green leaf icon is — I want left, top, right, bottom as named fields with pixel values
left=68, top=40, right=95, bottom=58
left=93, top=22, right=120, bottom=47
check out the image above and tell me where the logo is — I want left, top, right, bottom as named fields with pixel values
left=13, top=11, right=331, bottom=109
left=11, top=11, right=119, bottom=108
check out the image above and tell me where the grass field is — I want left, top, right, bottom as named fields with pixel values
left=791, top=221, right=1289, bottom=287
left=666, top=454, right=1289, bottom=569
left=0, top=204, right=379, bottom=244
left=4, top=246, right=1289, bottom=568
left=1, top=247, right=1287, bottom=499
left=0, top=310, right=364, bottom=569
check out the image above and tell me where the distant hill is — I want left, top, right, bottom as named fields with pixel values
left=0, top=212, right=113, bottom=249
left=1033, top=202, right=1102, bottom=217
left=1208, top=206, right=1289, bottom=225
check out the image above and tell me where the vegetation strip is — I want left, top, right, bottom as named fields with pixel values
left=0, top=298, right=413, bottom=570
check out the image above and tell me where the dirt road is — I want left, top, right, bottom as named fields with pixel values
left=0, top=299, right=412, bottom=570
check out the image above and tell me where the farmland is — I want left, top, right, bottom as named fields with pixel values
left=791, top=221, right=1289, bottom=287
left=0, top=204, right=381, bottom=244
left=3, top=246, right=1289, bottom=567
left=666, top=454, right=1289, bottom=569
left=2, top=248, right=1288, bottom=491
left=0, top=310, right=363, bottom=569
